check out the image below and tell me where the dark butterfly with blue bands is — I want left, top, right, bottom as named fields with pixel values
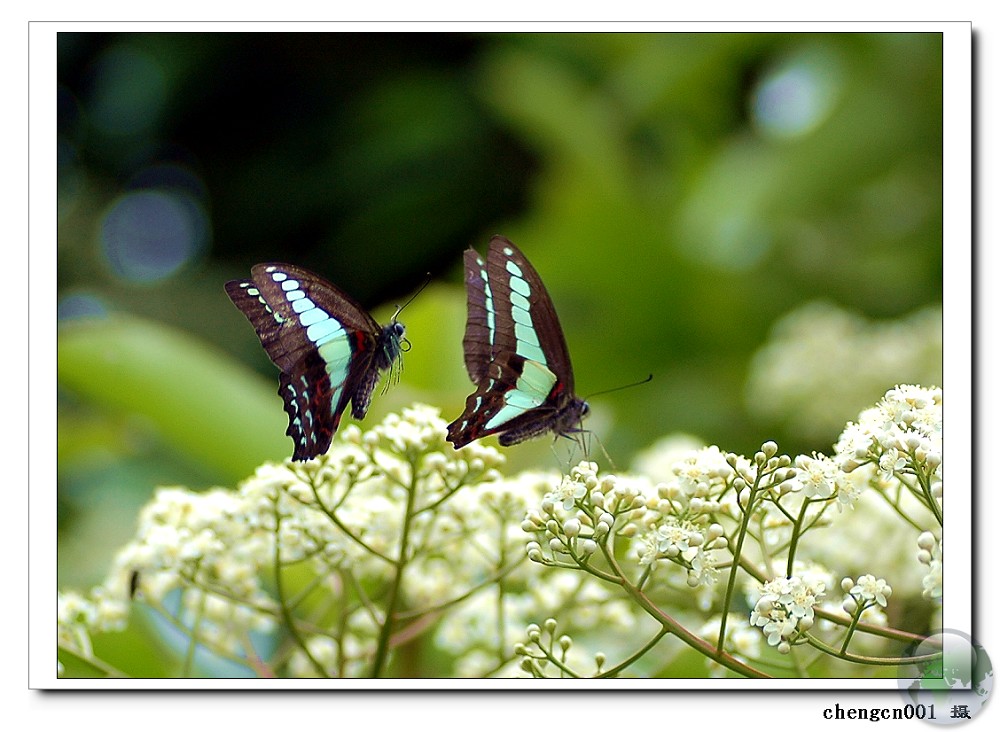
left=447, top=236, right=589, bottom=448
left=225, top=263, right=406, bottom=461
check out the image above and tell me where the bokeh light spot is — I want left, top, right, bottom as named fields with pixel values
left=100, top=189, right=208, bottom=283
left=58, top=292, right=109, bottom=321
left=751, top=49, right=843, bottom=140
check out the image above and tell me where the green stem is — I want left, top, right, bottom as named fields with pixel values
left=717, top=477, right=758, bottom=655
left=273, top=507, right=328, bottom=678
left=912, top=462, right=943, bottom=526
left=839, top=601, right=867, bottom=655
left=369, top=455, right=420, bottom=677
left=806, top=634, right=942, bottom=666
left=181, top=587, right=207, bottom=677
left=595, top=628, right=670, bottom=678
left=302, top=475, right=396, bottom=564
left=496, top=515, right=508, bottom=665
left=785, top=497, right=812, bottom=578
left=58, top=644, right=129, bottom=678
left=601, top=522, right=770, bottom=679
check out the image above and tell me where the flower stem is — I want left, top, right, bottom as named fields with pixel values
left=369, top=455, right=420, bottom=677
left=717, top=476, right=759, bottom=655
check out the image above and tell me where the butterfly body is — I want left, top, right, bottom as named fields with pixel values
left=447, top=236, right=588, bottom=448
left=225, top=263, right=404, bottom=461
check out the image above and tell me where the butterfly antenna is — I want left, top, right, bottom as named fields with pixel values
left=391, top=272, right=432, bottom=323
left=582, top=373, right=653, bottom=401
left=589, top=429, right=618, bottom=472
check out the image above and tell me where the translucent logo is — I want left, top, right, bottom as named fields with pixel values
left=896, top=628, right=993, bottom=725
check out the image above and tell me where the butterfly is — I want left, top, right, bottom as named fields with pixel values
left=447, top=236, right=589, bottom=449
left=225, top=263, right=406, bottom=461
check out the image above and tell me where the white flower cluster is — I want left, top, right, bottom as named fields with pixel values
left=522, top=461, right=652, bottom=565
left=58, top=591, right=99, bottom=662
left=745, top=302, right=942, bottom=442
left=61, top=404, right=508, bottom=674
left=787, top=453, right=860, bottom=507
left=834, top=384, right=942, bottom=484
left=635, top=518, right=726, bottom=588
left=843, top=574, right=892, bottom=611
left=749, top=574, right=825, bottom=653
left=59, top=383, right=947, bottom=679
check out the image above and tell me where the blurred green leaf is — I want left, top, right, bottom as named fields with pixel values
left=58, top=315, right=289, bottom=482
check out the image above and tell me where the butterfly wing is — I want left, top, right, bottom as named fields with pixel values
left=448, top=236, right=580, bottom=448
left=225, top=263, right=384, bottom=460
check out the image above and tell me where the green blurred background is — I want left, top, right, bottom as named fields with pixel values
left=57, top=32, right=943, bottom=590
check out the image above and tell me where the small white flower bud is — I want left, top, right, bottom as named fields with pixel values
left=526, top=624, right=541, bottom=642
left=513, top=643, right=527, bottom=655
left=841, top=577, right=855, bottom=592
left=544, top=618, right=558, bottom=634
left=541, top=498, right=555, bottom=514
left=762, top=441, right=778, bottom=459
left=579, top=539, right=598, bottom=555
left=842, top=596, right=858, bottom=614
left=739, top=487, right=751, bottom=508
left=777, top=640, right=791, bottom=655
left=754, top=451, right=766, bottom=465
left=686, top=572, right=700, bottom=587
left=548, top=538, right=563, bottom=553
left=840, top=458, right=861, bottom=473
left=925, top=452, right=941, bottom=471
left=563, top=518, right=581, bottom=538
left=689, top=497, right=704, bottom=513
left=545, top=520, right=559, bottom=535
left=595, top=652, right=606, bottom=669
left=620, top=524, right=638, bottom=538
left=798, top=616, right=813, bottom=632
left=917, top=549, right=932, bottom=565
left=520, top=658, right=534, bottom=672
left=559, top=635, right=572, bottom=651
left=590, top=491, right=605, bottom=509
